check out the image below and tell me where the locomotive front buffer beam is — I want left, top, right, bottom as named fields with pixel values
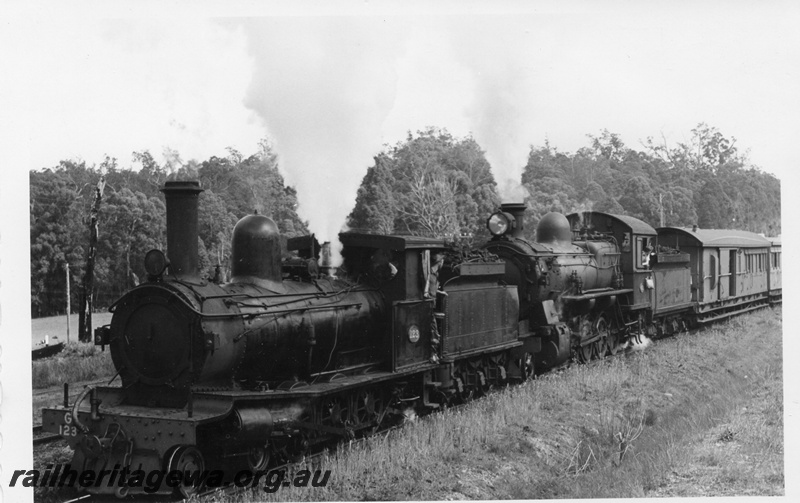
left=41, top=386, right=240, bottom=497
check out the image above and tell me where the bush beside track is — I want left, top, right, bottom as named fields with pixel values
left=32, top=341, right=115, bottom=389
left=228, top=307, right=783, bottom=501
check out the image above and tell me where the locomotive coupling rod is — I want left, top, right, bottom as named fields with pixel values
left=297, top=421, right=358, bottom=438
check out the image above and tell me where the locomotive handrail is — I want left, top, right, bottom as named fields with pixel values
left=209, top=301, right=363, bottom=319
left=71, top=386, right=93, bottom=434
left=491, top=243, right=621, bottom=271
left=489, top=242, right=594, bottom=258
left=199, top=286, right=380, bottom=301
left=224, top=286, right=361, bottom=310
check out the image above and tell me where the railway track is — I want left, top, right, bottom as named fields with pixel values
left=33, top=424, right=64, bottom=446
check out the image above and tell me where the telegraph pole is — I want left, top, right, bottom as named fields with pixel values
left=79, top=176, right=105, bottom=342
left=64, top=262, right=70, bottom=343
left=659, top=193, right=664, bottom=227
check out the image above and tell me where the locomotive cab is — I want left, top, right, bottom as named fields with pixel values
left=567, top=211, right=658, bottom=311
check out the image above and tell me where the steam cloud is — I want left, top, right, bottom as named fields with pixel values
left=238, top=16, right=541, bottom=250
left=238, top=18, right=407, bottom=261
left=445, top=18, right=538, bottom=203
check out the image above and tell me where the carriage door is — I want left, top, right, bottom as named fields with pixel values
left=718, top=249, right=730, bottom=300
left=729, top=250, right=737, bottom=297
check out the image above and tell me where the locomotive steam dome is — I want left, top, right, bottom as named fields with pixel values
left=231, top=214, right=282, bottom=283
left=536, top=212, right=572, bottom=246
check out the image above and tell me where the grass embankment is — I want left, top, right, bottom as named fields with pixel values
left=32, top=342, right=116, bottom=389
left=232, top=307, right=782, bottom=501
left=31, top=312, right=116, bottom=389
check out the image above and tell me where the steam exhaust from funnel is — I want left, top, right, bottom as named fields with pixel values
left=238, top=19, right=406, bottom=266
left=445, top=18, right=538, bottom=203
left=318, top=241, right=336, bottom=279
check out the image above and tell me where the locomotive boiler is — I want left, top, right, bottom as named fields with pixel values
left=106, top=181, right=386, bottom=408
left=42, top=181, right=400, bottom=497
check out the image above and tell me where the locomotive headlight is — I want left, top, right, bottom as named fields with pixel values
left=144, top=249, right=169, bottom=277
left=408, top=325, right=421, bottom=343
left=487, top=212, right=515, bottom=236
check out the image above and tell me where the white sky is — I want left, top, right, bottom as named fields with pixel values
left=2, top=1, right=799, bottom=179
left=1, top=1, right=799, bottom=497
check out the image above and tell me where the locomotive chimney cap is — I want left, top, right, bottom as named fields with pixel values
left=499, top=202, right=528, bottom=212
left=161, top=180, right=203, bottom=193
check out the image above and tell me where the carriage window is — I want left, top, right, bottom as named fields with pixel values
left=709, top=254, right=717, bottom=289
left=637, top=237, right=653, bottom=269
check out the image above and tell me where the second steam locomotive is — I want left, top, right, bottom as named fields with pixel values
left=42, top=180, right=781, bottom=497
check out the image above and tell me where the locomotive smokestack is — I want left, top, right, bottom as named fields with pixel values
left=161, top=181, right=204, bottom=280
left=500, top=202, right=527, bottom=238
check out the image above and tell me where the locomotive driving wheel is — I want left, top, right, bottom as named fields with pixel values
left=518, top=352, right=534, bottom=381
left=165, top=445, right=205, bottom=498
left=354, top=390, right=377, bottom=426
left=322, top=396, right=349, bottom=427
left=593, top=316, right=610, bottom=359
left=576, top=344, right=593, bottom=363
left=606, top=331, right=622, bottom=355
left=247, top=443, right=270, bottom=472
left=593, top=338, right=608, bottom=359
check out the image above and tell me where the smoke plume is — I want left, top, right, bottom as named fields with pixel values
left=445, top=17, right=539, bottom=203
left=238, top=18, right=407, bottom=261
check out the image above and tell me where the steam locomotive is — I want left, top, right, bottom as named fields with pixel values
left=42, top=181, right=781, bottom=498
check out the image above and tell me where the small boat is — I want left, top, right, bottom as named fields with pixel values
left=32, top=342, right=66, bottom=360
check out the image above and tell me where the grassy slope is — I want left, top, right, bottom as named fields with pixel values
left=234, top=307, right=782, bottom=501
left=31, top=342, right=116, bottom=390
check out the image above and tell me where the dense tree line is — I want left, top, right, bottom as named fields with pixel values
left=30, top=144, right=306, bottom=317
left=349, top=125, right=781, bottom=243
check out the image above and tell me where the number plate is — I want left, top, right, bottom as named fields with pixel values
left=59, top=412, right=79, bottom=437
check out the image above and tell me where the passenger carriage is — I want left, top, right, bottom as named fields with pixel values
left=656, top=226, right=772, bottom=323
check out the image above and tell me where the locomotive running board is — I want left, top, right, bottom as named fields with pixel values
left=439, top=340, right=523, bottom=362
left=192, top=364, right=440, bottom=401
left=695, top=302, right=768, bottom=324
left=560, top=288, right=633, bottom=302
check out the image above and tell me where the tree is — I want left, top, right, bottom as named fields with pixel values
left=644, top=123, right=741, bottom=173
left=659, top=186, right=697, bottom=227
left=349, top=155, right=398, bottom=234
left=30, top=168, right=87, bottom=316
left=398, top=173, right=460, bottom=237
left=348, top=128, right=499, bottom=237
left=95, top=188, right=166, bottom=305
left=198, top=189, right=238, bottom=278
left=617, top=177, right=660, bottom=226
left=588, top=129, right=626, bottom=164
